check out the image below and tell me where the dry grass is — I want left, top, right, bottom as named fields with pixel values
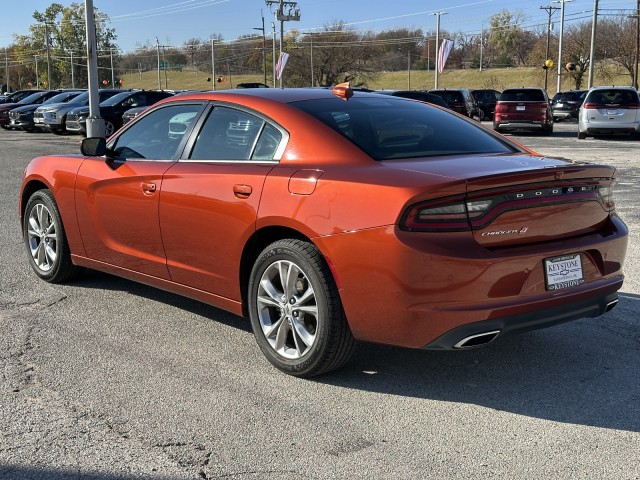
left=120, top=66, right=634, bottom=96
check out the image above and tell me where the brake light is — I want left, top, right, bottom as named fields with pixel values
left=400, top=197, right=493, bottom=232
left=619, top=103, right=640, bottom=109
left=598, top=182, right=616, bottom=211
left=582, top=102, right=600, bottom=109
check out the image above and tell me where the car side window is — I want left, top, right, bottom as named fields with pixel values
left=189, top=107, right=267, bottom=161
left=109, top=104, right=203, bottom=160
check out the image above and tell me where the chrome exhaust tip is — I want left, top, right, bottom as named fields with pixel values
left=453, top=330, right=501, bottom=349
left=605, top=299, right=618, bottom=312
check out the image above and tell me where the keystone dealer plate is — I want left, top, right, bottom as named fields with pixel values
left=544, top=253, right=584, bottom=290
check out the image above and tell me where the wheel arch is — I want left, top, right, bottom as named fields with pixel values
left=20, top=179, right=50, bottom=233
left=240, top=225, right=317, bottom=316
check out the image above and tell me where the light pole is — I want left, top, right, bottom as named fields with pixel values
left=45, top=22, right=52, bottom=89
left=84, top=0, right=104, bottom=138
left=541, top=5, right=560, bottom=91
left=35, top=55, right=39, bottom=88
left=431, top=12, right=447, bottom=89
left=629, top=1, right=640, bottom=89
left=70, top=51, right=74, bottom=88
left=588, top=0, right=599, bottom=88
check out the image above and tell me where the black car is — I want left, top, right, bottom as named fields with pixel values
left=551, top=90, right=587, bottom=121
left=0, top=90, right=66, bottom=130
left=65, top=90, right=174, bottom=136
left=0, top=89, right=45, bottom=105
left=9, top=90, right=84, bottom=131
left=470, top=89, right=501, bottom=118
left=375, top=90, right=450, bottom=108
left=429, top=89, right=481, bottom=119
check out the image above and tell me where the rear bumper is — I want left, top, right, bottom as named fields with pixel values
left=422, top=290, right=619, bottom=349
left=494, top=121, right=547, bottom=130
left=581, top=122, right=640, bottom=135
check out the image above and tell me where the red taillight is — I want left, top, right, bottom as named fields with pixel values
left=583, top=102, right=600, bottom=109
left=619, top=103, right=640, bottom=109
left=400, top=197, right=493, bottom=232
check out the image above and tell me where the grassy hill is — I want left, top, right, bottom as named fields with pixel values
left=120, top=67, right=634, bottom=96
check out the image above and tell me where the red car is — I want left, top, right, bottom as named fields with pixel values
left=19, top=86, right=628, bottom=377
left=494, top=87, right=554, bottom=135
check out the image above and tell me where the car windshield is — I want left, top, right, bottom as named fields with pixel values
left=17, top=92, right=46, bottom=105
left=500, top=89, right=545, bottom=102
left=43, top=92, right=82, bottom=104
left=100, top=91, right=132, bottom=106
left=291, top=96, right=515, bottom=160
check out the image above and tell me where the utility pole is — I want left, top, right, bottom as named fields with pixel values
left=407, top=49, right=411, bottom=90
left=479, top=19, right=483, bottom=72
left=155, top=37, right=161, bottom=90
left=253, top=12, right=267, bottom=85
left=588, top=0, right=599, bottom=88
left=211, top=38, right=216, bottom=91
left=35, top=55, right=39, bottom=88
left=4, top=47, right=8, bottom=91
left=310, top=32, right=314, bottom=86
left=45, top=22, right=52, bottom=89
left=541, top=5, right=560, bottom=91
left=70, top=51, right=74, bottom=88
left=271, top=20, right=276, bottom=87
left=110, top=48, right=114, bottom=88
left=431, top=12, right=447, bottom=89
left=265, top=0, right=300, bottom=87
left=555, top=0, right=572, bottom=94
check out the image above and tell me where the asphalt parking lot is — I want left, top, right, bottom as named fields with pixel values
left=1, top=121, right=639, bottom=479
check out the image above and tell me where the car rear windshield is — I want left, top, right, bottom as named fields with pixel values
left=499, top=89, right=546, bottom=102
left=553, top=91, right=584, bottom=101
left=430, top=91, right=464, bottom=103
left=585, top=89, right=639, bottom=106
left=290, top=96, right=516, bottom=160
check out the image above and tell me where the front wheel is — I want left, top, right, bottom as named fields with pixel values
left=104, top=120, right=115, bottom=137
left=248, top=239, right=355, bottom=377
left=23, top=189, right=80, bottom=283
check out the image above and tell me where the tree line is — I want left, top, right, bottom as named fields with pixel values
left=2, top=3, right=638, bottom=91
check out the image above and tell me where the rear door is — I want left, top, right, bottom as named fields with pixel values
left=159, top=105, right=285, bottom=301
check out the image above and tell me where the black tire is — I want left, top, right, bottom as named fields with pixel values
left=23, top=189, right=80, bottom=283
left=104, top=120, right=115, bottom=137
left=51, top=127, right=66, bottom=135
left=0, top=124, right=10, bottom=130
left=248, top=239, right=355, bottom=377
left=542, top=124, right=553, bottom=136
left=577, top=131, right=586, bottom=140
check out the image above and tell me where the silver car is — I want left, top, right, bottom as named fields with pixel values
left=578, top=86, right=640, bottom=139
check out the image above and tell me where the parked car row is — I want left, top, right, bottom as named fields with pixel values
left=1, top=88, right=175, bottom=136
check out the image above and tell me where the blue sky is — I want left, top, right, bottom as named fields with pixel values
left=0, top=0, right=636, bottom=52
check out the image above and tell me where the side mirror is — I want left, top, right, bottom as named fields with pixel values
left=81, top=137, right=106, bottom=156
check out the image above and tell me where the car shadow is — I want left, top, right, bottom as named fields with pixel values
left=318, top=292, right=640, bottom=432
left=69, top=271, right=640, bottom=433
left=0, top=466, right=175, bottom=480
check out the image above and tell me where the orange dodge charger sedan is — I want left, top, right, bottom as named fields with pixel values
left=19, top=85, right=628, bottom=377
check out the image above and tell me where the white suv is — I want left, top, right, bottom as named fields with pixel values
left=578, top=86, right=640, bottom=139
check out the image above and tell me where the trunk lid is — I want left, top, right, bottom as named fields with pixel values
left=389, top=153, right=616, bottom=247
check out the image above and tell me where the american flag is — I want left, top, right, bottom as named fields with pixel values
left=275, top=52, right=290, bottom=80
left=438, top=39, right=454, bottom=74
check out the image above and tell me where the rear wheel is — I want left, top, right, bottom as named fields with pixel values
left=23, top=190, right=80, bottom=283
left=248, top=239, right=355, bottom=377
left=542, top=124, right=553, bottom=136
left=577, top=131, right=587, bottom=140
